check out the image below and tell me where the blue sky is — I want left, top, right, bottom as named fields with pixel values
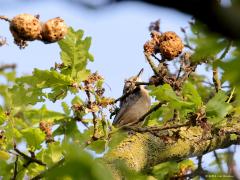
left=0, top=0, right=239, bottom=172
left=0, top=0, right=191, bottom=109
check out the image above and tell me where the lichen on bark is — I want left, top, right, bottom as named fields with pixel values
left=104, top=124, right=240, bottom=177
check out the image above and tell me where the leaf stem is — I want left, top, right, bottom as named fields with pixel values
left=0, top=15, right=11, bottom=22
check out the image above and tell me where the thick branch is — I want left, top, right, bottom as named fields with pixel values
left=104, top=124, right=240, bottom=176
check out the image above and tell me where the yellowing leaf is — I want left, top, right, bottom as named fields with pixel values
left=0, top=151, right=10, bottom=160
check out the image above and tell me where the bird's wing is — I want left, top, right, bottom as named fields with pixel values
left=119, top=86, right=140, bottom=107
left=113, top=90, right=141, bottom=126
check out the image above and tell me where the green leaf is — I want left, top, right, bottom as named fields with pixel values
left=218, top=57, right=240, bottom=87
left=182, top=82, right=202, bottom=108
left=88, top=140, right=106, bottom=154
left=71, top=95, right=84, bottom=105
left=230, top=134, right=238, bottom=141
left=178, top=159, right=195, bottom=170
left=13, top=69, right=74, bottom=104
left=76, top=69, right=91, bottom=82
left=206, top=91, right=232, bottom=122
left=38, top=142, right=63, bottom=166
left=22, top=128, right=45, bottom=150
left=53, top=119, right=80, bottom=141
left=190, top=20, right=228, bottom=63
left=47, top=144, right=113, bottom=180
left=24, top=105, right=65, bottom=124
left=0, top=71, right=16, bottom=82
left=32, top=69, right=73, bottom=88
left=58, top=27, right=94, bottom=81
left=108, top=131, right=127, bottom=150
left=9, top=84, right=46, bottom=106
left=0, top=160, right=14, bottom=179
left=61, top=102, right=71, bottom=115
left=150, top=84, right=193, bottom=109
left=0, top=106, right=7, bottom=125
left=190, top=36, right=227, bottom=63
left=152, top=161, right=179, bottom=179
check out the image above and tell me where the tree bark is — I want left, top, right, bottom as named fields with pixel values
left=104, top=124, right=240, bottom=177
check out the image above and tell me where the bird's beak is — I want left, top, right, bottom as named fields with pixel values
left=136, top=68, right=144, bottom=78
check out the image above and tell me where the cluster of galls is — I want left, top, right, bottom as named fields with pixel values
left=39, top=121, right=54, bottom=143
left=9, top=14, right=68, bottom=48
left=144, top=31, right=184, bottom=60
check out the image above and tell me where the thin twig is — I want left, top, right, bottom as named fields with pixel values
left=144, top=52, right=159, bottom=76
left=11, top=155, right=19, bottom=180
left=212, top=41, right=232, bottom=92
left=181, top=26, right=194, bottom=50
left=212, top=67, right=221, bottom=92
left=213, top=150, right=223, bottom=173
left=131, top=101, right=167, bottom=125
left=152, top=54, right=165, bottom=63
left=0, top=64, right=16, bottom=71
left=139, top=101, right=166, bottom=123
left=176, top=64, right=182, bottom=80
left=197, top=156, right=207, bottom=178
left=219, top=40, right=232, bottom=60
left=123, top=122, right=189, bottom=132
left=135, top=82, right=151, bottom=86
left=227, top=87, right=235, bottom=103
left=85, top=88, right=98, bottom=140
left=14, top=146, right=46, bottom=166
left=0, top=15, right=11, bottom=22
left=184, top=44, right=194, bottom=50
left=178, top=65, right=197, bottom=87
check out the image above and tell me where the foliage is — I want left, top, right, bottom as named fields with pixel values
left=0, top=16, right=239, bottom=180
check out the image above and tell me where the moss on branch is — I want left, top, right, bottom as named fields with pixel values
left=104, top=124, right=240, bottom=177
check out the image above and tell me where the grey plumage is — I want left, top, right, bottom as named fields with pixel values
left=113, top=69, right=151, bottom=127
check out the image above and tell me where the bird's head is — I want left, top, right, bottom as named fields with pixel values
left=123, top=68, right=144, bottom=93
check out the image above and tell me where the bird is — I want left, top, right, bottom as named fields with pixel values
left=112, top=68, right=151, bottom=127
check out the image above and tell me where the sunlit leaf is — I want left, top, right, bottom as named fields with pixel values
left=22, top=128, right=45, bottom=150
left=88, top=140, right=106, bottom=154
left=58, top=27, right=94, bottom=81
left=206, top=91, right=232, bottom=123
left=61, top=102, right=71, bottom=116
left=152, top=161, right=178, bottom=179
left=182, top=82, right=202, bottom=108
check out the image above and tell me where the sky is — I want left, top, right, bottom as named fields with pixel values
left=0, top=0, right=239, bottom=172
left=0, top=0, right=191, bottom=109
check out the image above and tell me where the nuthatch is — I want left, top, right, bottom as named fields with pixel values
left=113, top=69, right=151, bottom=127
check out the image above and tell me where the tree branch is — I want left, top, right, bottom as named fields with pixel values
left=144, top=53, right=159, bottom=76
left=0, top=64, right=16, bottom=71
left=11, top=155, right=18, bottom=180
left=14, top=146, right=46, bottom=166
left=104, top=123, right=240, bottom=176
